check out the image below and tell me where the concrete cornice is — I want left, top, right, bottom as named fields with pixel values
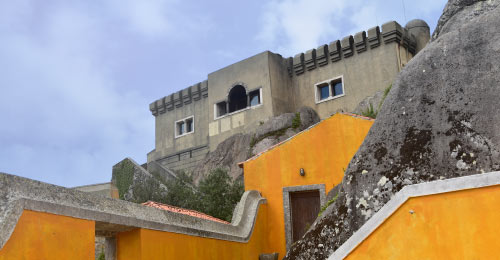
left=0, top=172, right=266, bottom=250
left=328, top=171, right=500, bottom=260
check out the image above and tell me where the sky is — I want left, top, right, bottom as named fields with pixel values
left=0, top=0, right=448, bottom=187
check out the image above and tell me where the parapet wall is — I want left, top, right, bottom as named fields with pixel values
left=149, top=80, right=209, bottom=116
left=287, top=21, right=417, bottom=77
left=0, top=172, right=267, bottom=255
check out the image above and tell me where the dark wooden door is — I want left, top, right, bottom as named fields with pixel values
left=290, top=190, right=321, bottom=242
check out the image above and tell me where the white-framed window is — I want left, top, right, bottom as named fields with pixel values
left=314, top=76, right=345, bottom=104
left=214, top=87, right=262, bottom=119
left=175, top=116, right=194, bottom=138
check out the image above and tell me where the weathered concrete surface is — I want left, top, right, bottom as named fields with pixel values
left=0, top=172, right=266, bottom=251
left=112, top=158, right=170, bottom=203
left=190, top=107, right=319, bottom=184
left=284, top=0, right=500, bottom=258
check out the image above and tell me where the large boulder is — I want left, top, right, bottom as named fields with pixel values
left=285, top=0, right=500, bottom=259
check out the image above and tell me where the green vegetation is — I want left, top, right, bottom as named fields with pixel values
left=361, top=84, right=392, bottom=119
left=197, top=169, right=244, bottom=221
left=318, top=191, right=339, bottom=217
left=130, top=176, right=166, bottom=203
left=113, top=159, right=135, bottom=199
left=97, top=251, right=105, bottom=260
left=163, top=168, right=244, bottom=222
left=361, top=103, right=377, bottom=119
left=164, top=171, right=198, bottom=209
left=291, top=112, right=301, bottom=129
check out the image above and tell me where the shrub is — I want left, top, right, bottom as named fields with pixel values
left=291, top=112, right=301, bottom=129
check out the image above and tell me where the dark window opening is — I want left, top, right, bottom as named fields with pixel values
left=177, top=121, right=185, bottom=136
left=316, top=77, right=343, bottom=102
left=175, top=116, right=194, bottom=137
left=228, top=85, right=247, bottom=113
left=318, top=84, right=330, bottom=100
left=216, top=101, right=227, bottom=117
left=249, top=89, right=261, bottom=107
left=332, top=81, right=343, bottom=96
left=186, top=118, right=193, bottom=133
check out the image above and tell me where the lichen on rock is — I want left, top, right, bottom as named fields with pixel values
left=284, top=0, right=500, bottom=258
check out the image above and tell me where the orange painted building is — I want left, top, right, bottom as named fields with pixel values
left=0, top=210, right=95, bottom=260
left=242, top=113, right=374, bottom=257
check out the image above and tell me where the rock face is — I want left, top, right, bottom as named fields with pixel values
left=285, top=1, right=500, bottom=259
left=190, top=107, right=320, bottom=185
left=352, top=89, right=386, bottom=116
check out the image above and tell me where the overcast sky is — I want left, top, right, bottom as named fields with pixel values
left=0, top=0, right=447, bottom=187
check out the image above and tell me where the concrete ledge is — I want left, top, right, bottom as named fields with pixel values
left=328, top=171, right=500, bottom=260
left=0, top=172, right=266, bottom=250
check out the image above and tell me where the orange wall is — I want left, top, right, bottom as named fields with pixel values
left=346, top=184, right=500, bottom=259
left=0, top=210, right=95, bottom=260
left=117, top=203, right=270, bottom=260
left=243, top=113, right=373, bottom=256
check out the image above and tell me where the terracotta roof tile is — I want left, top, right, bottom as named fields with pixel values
left=142, top=201, right=230, bottom=224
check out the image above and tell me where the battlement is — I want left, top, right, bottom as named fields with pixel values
left=149, top=80, right=208, bottom=116
left=287, top=21, right=417, bottom=77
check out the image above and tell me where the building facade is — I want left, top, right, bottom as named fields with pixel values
left=147, top=20, right=430, bottom=173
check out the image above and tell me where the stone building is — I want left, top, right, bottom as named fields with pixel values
left=147, top=20, right=430, bottom=173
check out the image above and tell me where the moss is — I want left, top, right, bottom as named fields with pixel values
left=318, top=191, right=339, bottom=217
left=249, top=128, right=289, bottom=149
left=113, top=159, right=135, bottom=199
left=291, top=112, right=301, bottom=129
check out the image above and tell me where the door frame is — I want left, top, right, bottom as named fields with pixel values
left=283, top=184, right=326, bottom=251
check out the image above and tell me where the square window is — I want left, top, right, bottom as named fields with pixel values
left=216, top=101, right=227, bottom=117
left=317, top=84, right=330, bottom=100
left=177, top=121, right=185, bottom=135
left=332, top=81, right=343, bottom=96
left=249, top=89, right=261, bottom=106
left=175, top=116, right=194, bottom=138
left=186, top=118, right=193, bottom=133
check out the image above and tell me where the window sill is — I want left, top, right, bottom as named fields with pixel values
left=214, top=103, right=262, bottom=120
left=315, top=94, right=345, bottom=105
left=175, top=131, right=194, bottom=139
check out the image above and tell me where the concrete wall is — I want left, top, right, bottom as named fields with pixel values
left=242, top=113, right=374, bottom=257
left=73, top=182, right=119, bottom=198
left=0, top=173, right=269, bottom=260
left=0, top=210, right=95, bottom=260
left=155, top=145, right=209, bottom=173
left=148, top=81, right=210, bottom=162
left=206, top=51, right=276, bottom=151
left=342, top=182, right=500, bottom=259
left=289, top=22, right=413, bottom=119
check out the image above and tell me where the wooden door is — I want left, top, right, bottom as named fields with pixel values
left=290, top=190, right=321, bottom=242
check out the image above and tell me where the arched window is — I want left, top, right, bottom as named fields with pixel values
left=228, top=85, right=247, bottom=113
left=215, top=85, right=262, bottom=118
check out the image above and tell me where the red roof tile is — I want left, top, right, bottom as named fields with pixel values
left=142, top=201, right=230, bottom=224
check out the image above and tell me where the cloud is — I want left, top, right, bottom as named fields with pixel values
left=0, top=1, right=159, bottom=186
left=256, top=0, right=447, bottom=56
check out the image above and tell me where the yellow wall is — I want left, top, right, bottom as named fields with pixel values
left=0, top=210, right=95, bottom=260
left=346, top=184, right=500, bottom=259
left=117, top=203, right=270, bottom=260
left=243, top=113, right=373, bottom=256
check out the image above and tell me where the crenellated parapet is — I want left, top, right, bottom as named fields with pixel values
left=149, top=80, right=209, bottom=116
left=287, top=21, right=418, bottom=77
